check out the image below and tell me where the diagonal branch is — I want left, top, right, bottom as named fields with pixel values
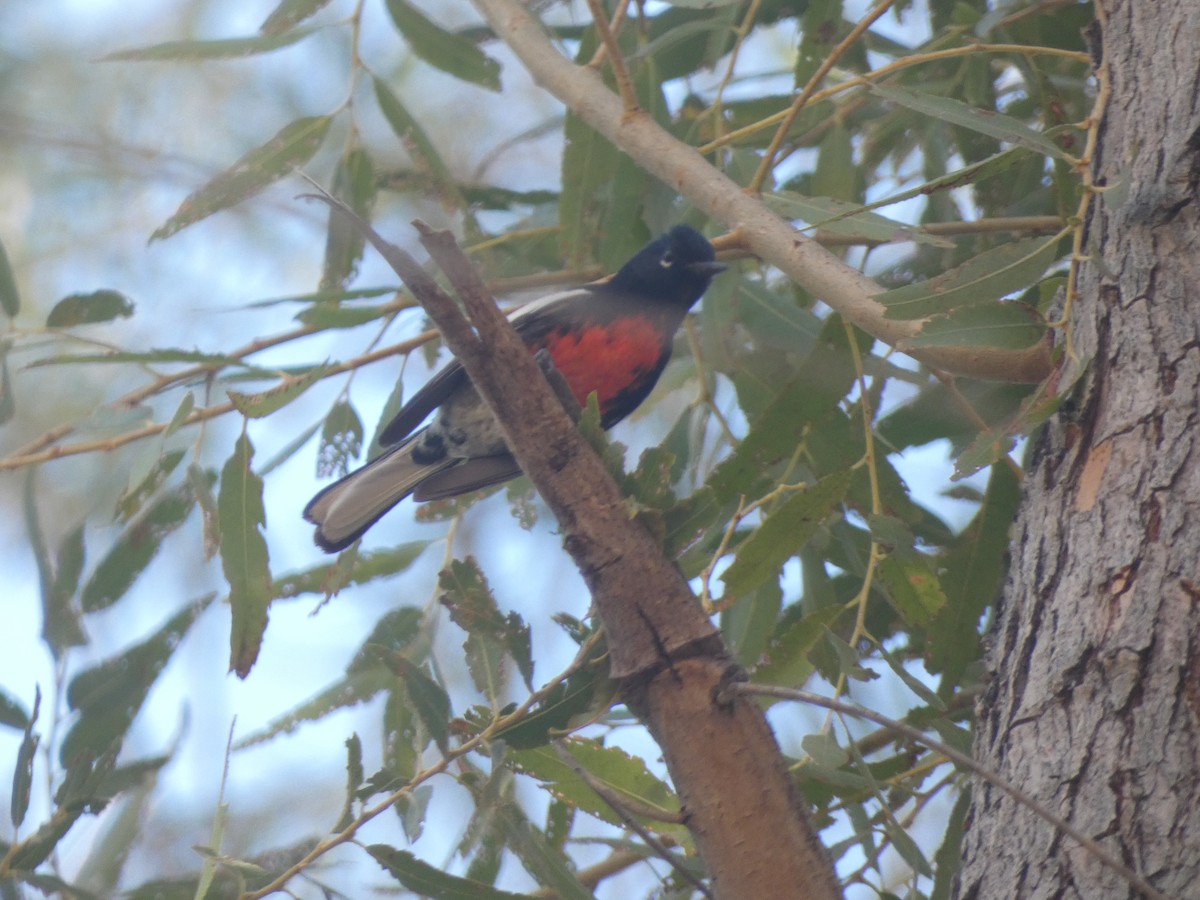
left=471, top=0, right=1052, bottom=384
left=306, top=191, right=842, bottom=899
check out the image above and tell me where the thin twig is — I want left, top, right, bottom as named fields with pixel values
left=728, top=684, right=1169, bottom=900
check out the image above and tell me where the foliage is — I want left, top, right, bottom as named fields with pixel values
left=0, top=0, right=1096, bottom=897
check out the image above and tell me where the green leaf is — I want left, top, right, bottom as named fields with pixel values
left=81, top=481, right=197, bottom=612
left=383, top=0, right=501, bottom=90
left=510, top=739, right=682, bottom=831
left=316, top=399, right=363, bottom=478
left=438, top=558, right=514, bottom=704
left=379, top=655, right=451, bottom=754
left=492, top=801, right=592, bottom=900
left=755, top=604, right=842, bottom=688
left=931, top=787, right=971, bottom=900
left=0, top=688, right=30, bottom=730
left=367, top=844, right=536, bottom=899
left=904, top=301, right=1047, bottom=350
left=274, top=542, right=431, bottom=599
left=227, top=363, right=330, bottom=418
left=335, top=733, right=364, bottom=831
left=115, top=448, right=186, bottom=522
left=102, top=27, right=319, bottom=61
left=0, top=237, right=19, bottom=317
left=722, top=578, right=782, bottom=667
left=878, top=237, right=1062, bottom=319
left=10, top=688, right=40, bottom=827
left=767, top=192, right=954, bottom=247
left=260, top=0, right=333, bottom=34
left=722, top=470, right=854, bottom=599
left=876, top=553, right=947, bottom=628
left=218, top=435, right=273, bottom=678
left=322, top=145, right=376, bottom=289
left=559, top=112, right=619, bottom=266
left=152, top=115, right=332, bottom=241
left=61, top=599, right=210, bottom=766
left=163, top=392, right=195, bottom=438
left=25, top=348, right=268, bottom=371
left=868, top=83, right=1071, bottom=161
left=46, top=290, right=134, bottom=327
left=706, top=326, right=858, bottom=503
left=372, top=77, right=466, bottom=209
left=24, top=472, right=87, bottom=654
left=295, top=302, right=393, bottom=329
left=928, top=464, right=1020, bottom=682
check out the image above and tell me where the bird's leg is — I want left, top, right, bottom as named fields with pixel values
left=534, top=348, right=582, bottom=423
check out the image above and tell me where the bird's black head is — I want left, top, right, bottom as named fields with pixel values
left=608, top=224, right=725, bottom=309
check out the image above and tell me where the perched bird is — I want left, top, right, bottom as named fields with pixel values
left=304, top=224, right=725, bottom=552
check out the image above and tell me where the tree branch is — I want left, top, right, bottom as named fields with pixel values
left=309, top=191, right=841, bottom=897
left=471, top=0, right=1053, bottom=384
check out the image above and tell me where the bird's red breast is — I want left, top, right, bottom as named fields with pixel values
left=532, top=315, right=667, bottom=418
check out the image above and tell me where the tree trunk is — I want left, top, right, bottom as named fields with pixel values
left=958, top=2, right=1200, bottom=897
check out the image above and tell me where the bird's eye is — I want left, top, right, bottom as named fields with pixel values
left=660, top=250, right=675, bottom=268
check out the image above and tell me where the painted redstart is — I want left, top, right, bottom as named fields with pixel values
left=304, top=225, right=725, bottom=552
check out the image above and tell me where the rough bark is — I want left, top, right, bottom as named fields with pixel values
left=959, top=2, right=1200, bottom=897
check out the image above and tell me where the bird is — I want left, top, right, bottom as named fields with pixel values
left=304, top=224, right=725, bottom=552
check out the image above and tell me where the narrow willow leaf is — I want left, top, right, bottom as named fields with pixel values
left=61, top=598, right=210, bottom=766
left=0, top=237, right=19, bottom=317
left=929, top=465, right=1020, bottom=681
left=317, top=399, right=363, bottom=478
left=722, top=470, right=854, bottom=599
left=163, top=392, right=195, bottom=438
left=755, top=605, right=842, bottom=687
left=492, top=801, right=592, bottom=900
left=931, top=787, right=972, bottom=900
left=296, top=303, right=391, bottom=329
left=46, top=290, right=134, bottom=327
left=869, top=83, right=1070, bottom=161
left=372, top=77, right=465, bottom=209
left=152, top=115, right=332, bottom=241
left=25, top=348, right=266, bottom=370
left=903, top=301, right=1047, bottom=350
left=322, top=145, right=375, bottom=289
left=367, top=844, right=535, bottom=899
left=218, top=436, right=273, bottom=678
left=559, top=113, right=617, bottom=266
left=260, top=0, right=333, bottom=34
left=768, top=192, right=954, bottom=247
left=24, top=472, right=87, bottom=653
left=510, top=739, right=682, bottom=831
left=115, top=449, right=186, bottom=522
left=0, top=689, right=30, bottom=730
left=273, top=542, right=431, bottom=599
left=81, top=482, right=195, bottom=612
left=877, top=554, right=947, bottom=628
left=103, top=27, right=319, bottom=62
left=383, top=0, right=501, bottom=91
left=380, top=656, right=450, bottom=753
left=227, top=363, right=330, bottom=418
left=879, top=237, right=1061, bottom=319
left=335, top=733, right=364, bottom=831
left=11, top=688, right=40, bottom=827
left=802, top=732, right=849, bottom=770
left=706, top=326, right=858, bottom=503
left=236, top=607, right=424, bottom=750
left=438, top=558, right=509, bottom=704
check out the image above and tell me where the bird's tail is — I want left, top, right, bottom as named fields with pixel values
left=303, top=441, right=454, bottom=552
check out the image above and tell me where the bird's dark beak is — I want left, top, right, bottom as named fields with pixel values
left=688, top=261, right=728, bottom=276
